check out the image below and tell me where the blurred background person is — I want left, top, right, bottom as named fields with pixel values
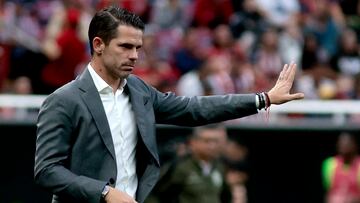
left=133, top=31, right=180, bottom=93
left=355, top=73, right=360, bottom=99
left=337, top=0, right=360, bottom=41
left=149, top=0, right=192, bottom=32
left=0, top=76, right=35, bottom=120
left=192, top=0, right=233, bottom=28
left=254, top=0, right=300, bottom=29
left=39, top=1, right=88, bottom=94
left=173, top=27, right=208, bottom=75
left=156, top=124, right=232, bottom=203
left=303, top=0, right=342, bottom=62
left=222, top=138, right=249, bottom=203
left=229, top=0, right=267, bottom=42
left=252, top=27, right=283, bottom=91
left=322, top=132, right=360, bottom=203
left=330, top=28, right=360, bottom=99
left=278, top=21, right=303, bottom=68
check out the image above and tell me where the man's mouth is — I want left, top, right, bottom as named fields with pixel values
left=123, top=65, right=134, bottom=71
left=123, top=63, right=134, bottom=68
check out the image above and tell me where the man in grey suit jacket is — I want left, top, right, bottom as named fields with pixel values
left=34, top=6, right=304, bottom=203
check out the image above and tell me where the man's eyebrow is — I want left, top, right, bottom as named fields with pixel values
left=118, top=43, right=142, bottom=48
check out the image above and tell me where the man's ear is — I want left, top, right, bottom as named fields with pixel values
left=93, top=37, right=105, bottom=54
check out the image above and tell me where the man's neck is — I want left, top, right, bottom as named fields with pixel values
left=90, top=60, right=122, bottom=93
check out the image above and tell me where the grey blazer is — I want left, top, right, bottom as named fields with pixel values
left=34, top=69, right=258, bottom=203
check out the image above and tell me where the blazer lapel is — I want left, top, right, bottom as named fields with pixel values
left=76, top=69, right=116, bottom=161
left=126, top=81, right=160, bottom=164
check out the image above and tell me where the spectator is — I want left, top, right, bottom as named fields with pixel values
left=192, top=0, right=234, bottom=28
left=330, top=28, right=360, bottom=77
left=278, top=21, right=303, bottom=68
left=253, top=27, right=283, bottom=90
left=254, top=0, right=300, bottom=29
left=355, top=73, right=360, bottom=99
left=304, top=0, right=342, bottom=60
left=231, top=61, right=257, bottom=93
left=205, top=55, right=235, bottom=95
left=150, top=0, right=192, bottom=31
left=229, top=0, right=267, bottom=39
left=176, top=54, right=236, bottom=96
left=96, top=0, right=151, bottom=23
left=133, top=33, right=161, bottom=87
left=11, top=76, right=32, bottom=95
left=173, top=27, right=207, bottom=74
left=176, top=55, right=217, bottom=96
left=338, top=0, right=360, bottom=41
left=133, top=33, right=180, bottom=92
left=300, top=33, right=322, bottom=71
left=331, top=28, right=360, bottom=99
left=349, top=74, right=360, bottom=122
left=209, top=24, right=234, bottom=59
left=157, top=124, right=232, bottom=203
left=0, top=43, right=11, bottom=91
left=322, top=132, right=360, bottom=203
left=0, top=76, right=35, bottom=120
left=297, top=33, right=338, bottom=99
left=222, top=139, right=249, bottom=203
left=40, top=6, right=86, bottom=94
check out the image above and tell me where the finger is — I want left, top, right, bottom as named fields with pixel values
left=287, top=63, right=297, bottom=83
left=278, top=64, right=288, bottom=81
left=283, top=62, right=294, bottom=80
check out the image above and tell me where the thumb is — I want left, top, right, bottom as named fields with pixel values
left=289, top=93, right=305, bottom=100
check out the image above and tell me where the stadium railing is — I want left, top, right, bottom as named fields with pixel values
left=1, top=94, right=360, bottom=130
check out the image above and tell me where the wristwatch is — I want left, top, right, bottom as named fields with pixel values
left=101, top=185, right=110, bottom=199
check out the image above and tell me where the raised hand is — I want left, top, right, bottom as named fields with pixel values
left=267, top=62, right=305, bottom=105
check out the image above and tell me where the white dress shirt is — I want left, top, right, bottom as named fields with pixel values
left=88, top=64, right=138, bottom=198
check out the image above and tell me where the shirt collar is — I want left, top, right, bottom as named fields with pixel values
left=87, top=63, right=127, bottom=93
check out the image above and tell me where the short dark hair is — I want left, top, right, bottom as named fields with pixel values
left=191, top=124, right=226, bottom=139
left=88, top=6, right=145, bottom=55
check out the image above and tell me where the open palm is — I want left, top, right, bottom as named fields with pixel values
left=268, top=63, right=305, bottom=105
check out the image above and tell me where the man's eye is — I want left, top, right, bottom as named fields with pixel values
left=120, top=45, right=132, bottom=49
left=119, top=44, right=142, bottom=50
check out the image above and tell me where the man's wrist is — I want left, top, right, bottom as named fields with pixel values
left=264, top=92, right=271, bottom=109
left=256, top=92, right=271, bottom=110
left=101, top=185, right=110, bottom=199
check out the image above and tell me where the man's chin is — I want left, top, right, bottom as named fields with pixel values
left=119, top=72, right=132, bottom=79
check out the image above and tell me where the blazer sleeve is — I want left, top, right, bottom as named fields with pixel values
left=34, top=92, right=106, bottom=203
left=147, top=85, right=258, bottom=126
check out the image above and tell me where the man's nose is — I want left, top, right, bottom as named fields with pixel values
left=129, top=48, right=138, bottom=61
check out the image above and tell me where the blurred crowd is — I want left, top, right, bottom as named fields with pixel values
left=1, top=1, right=360, bottom=202
left=0, top=0, right=360, bottom=99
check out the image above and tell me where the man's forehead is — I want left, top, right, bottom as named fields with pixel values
left=106, top=27, right=141, bottom=44
left=116, top=24, right=144, bottom=35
